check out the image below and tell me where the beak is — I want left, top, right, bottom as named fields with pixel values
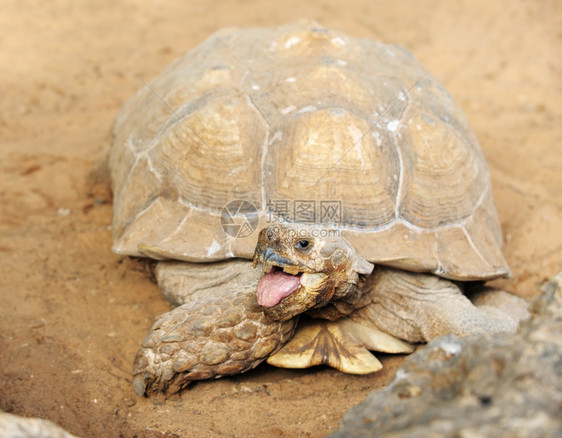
left=263, top=248, right=296, bottom=269
left=253, top=247, right=297, bottom=272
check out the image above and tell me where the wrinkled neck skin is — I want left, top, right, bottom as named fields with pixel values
left=306, top=271, right=370, bottom=321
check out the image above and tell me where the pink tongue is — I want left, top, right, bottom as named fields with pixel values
left=257, top=271, right=302, bottom=307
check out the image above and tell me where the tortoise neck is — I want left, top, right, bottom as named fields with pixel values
left=305, top=276, right=365, bottom=321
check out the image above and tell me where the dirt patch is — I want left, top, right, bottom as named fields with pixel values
left=0, top=1, right=560, bottom=436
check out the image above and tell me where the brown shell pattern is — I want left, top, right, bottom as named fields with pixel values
left=109, top=22, right=509, bottom=281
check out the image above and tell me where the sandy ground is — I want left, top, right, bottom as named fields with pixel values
left=0, top=1, right=560, bottom=437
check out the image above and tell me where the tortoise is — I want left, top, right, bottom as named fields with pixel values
left=108, top=23, right=528, bottom=396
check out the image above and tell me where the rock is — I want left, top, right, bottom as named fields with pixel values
left=0, top=412, right=79, bottom=438
left=332, top=274, right=562, bottom=438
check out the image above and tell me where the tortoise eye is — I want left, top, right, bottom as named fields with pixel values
left=295, top=239, right=311, bottom=251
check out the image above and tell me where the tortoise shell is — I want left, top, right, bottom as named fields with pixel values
left=109, top=22, right=508, bottom=281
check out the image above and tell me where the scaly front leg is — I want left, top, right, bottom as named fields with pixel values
left=349, top=267, right=529, bottom=343
left=132, top=259, right=297, bottom=396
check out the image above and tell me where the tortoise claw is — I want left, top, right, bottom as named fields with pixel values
left=133, top=375, right=148, bottom=397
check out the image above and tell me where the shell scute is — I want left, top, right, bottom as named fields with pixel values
left=110, top=23, right=508, bottom=280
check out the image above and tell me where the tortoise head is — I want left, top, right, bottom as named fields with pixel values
left=253, top=223, right=374, bottom=321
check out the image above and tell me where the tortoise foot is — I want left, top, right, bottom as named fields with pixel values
left=133, top=286, right=296, bottom=396
left=267, top=318, right=412, bottom=374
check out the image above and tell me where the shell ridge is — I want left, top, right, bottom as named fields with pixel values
left=158, top=208, right=194, bottom=246
left=393, top=128, right=405, bottom=220
left=112, top=195, right=159, bottom=253
left=460, top=225, right=491, bottom=268
left=243, top=89, right=271, bottom=212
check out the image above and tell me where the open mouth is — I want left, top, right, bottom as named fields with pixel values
left=256, top=262, right=306, bottom=308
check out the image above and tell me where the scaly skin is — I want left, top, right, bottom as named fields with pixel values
left=132, top=225, right=529, bottom=396
left=132, top=261, right=297, bottom=396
